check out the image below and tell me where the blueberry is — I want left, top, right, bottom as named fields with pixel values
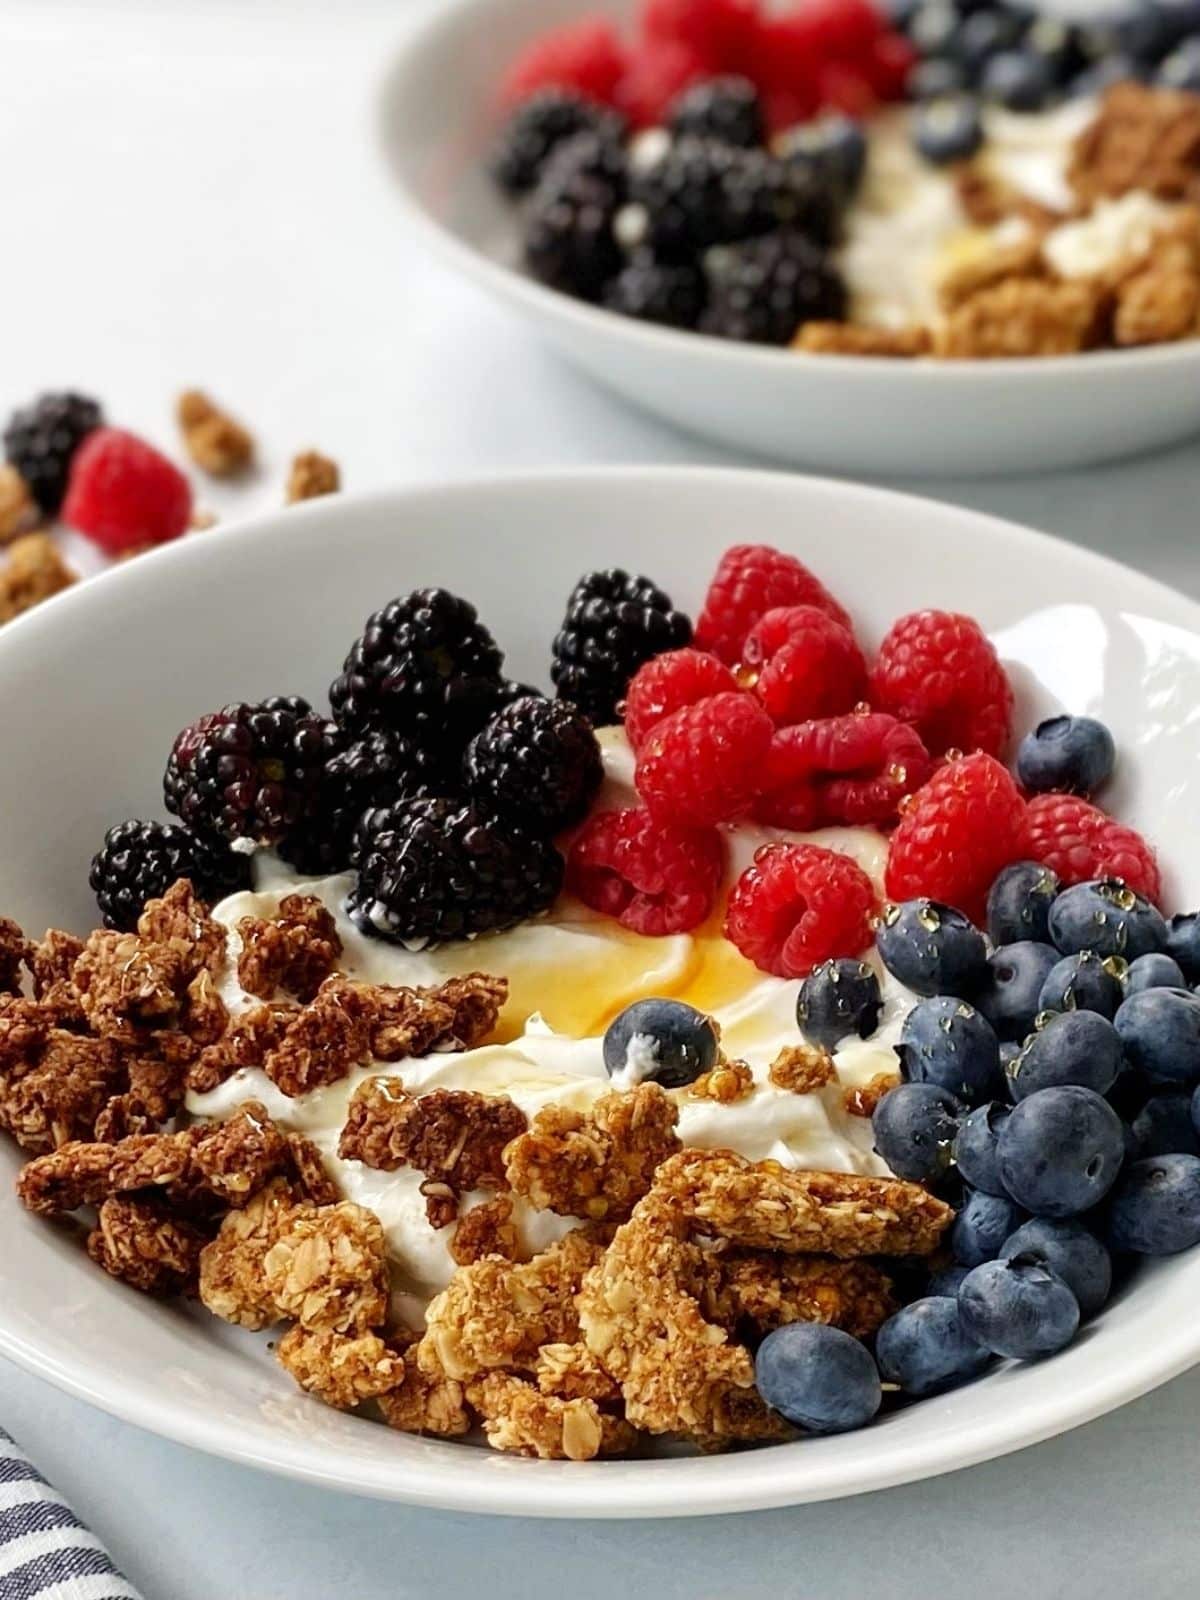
left=957, top=1257, right=1080, bottom=1359
left=876, top=1297, right=992, bottom=1396
left=1124, top=952, right=1186, bottom=996
left=913, top=96, right=985, bottom=164
left=1103, top=0, right=1178, bottom=62
left=755, top=1323, right=881, bottom=1433
left=996, top=1085, right=1125, bottom=1217
left=1166, top=912, right=1200, bottom=982
left=1005, top=1009, right=1123, bottom=1099
left=1114, top=987, right=1200, bottom=1086
left=602, top=998, right=718, bottom=1089
left=1000, top=1217, right=1112, bottom=1317
left=796, top=958, right=882, bottom=1050
left=777, top=115, right=867, bottom=202
left=1038, top=950, right=1124, bottom=1019
left=928, top=1263, right=971, bottom=1297
left=1048, top=878, right=1167, bottom=961
left=907, top=56, right=970, bottom=97
left=1016, top=715, right=1115, bottom=798
left=1070, top=53, right=1145, bottom=95
left=1129, top=1091, right=1200, bottom=1158
left=897, top=996, right=1002, bottom=1103
left=908, top=1, right=961, bottom=56
left=952, top=1187, right=1026, bottom=1266
left=974, top=941, right=1059, bottom=1041
left=1023, top=15, right=1086, bottom=84
left=1105, top=1153, right=1200, bottom=1254
left=980, top=47, right=1054, bottom=106
left=1160, top=35, right=1200, bottom=90
left=1193, top=1081, right=1200, bottom=1139
left=986, top=861, right=1060, bottom=947
left=871, top=1082, right=961, bottom=1182
left=953, top=1101, right=1011, bottom=1195
left=876, top=899, right=987, bottom=997
left=956, top=8, right=1027, bottom=73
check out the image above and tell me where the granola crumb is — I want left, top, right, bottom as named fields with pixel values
left=1113, top=261, right=1200, bottom=344
left=795, top=321, right=932, bottom=356
left=377, top=1355, right=472, bottom=1437
left=370, top=972, right=507, bottom=1061
left=0, top=534, right=75, bottom=625
left=450, top=1193, right=520, bottom=1266
left=25, top=929, right=85, bottom=1022
left=1070, top=82, right=1200, bottom=207
left=199, top=1177, right=306, bottom=1328
left=177, top=389, right=255, bottom=477
left=236, top=894, right=343, bottom=1003
left=504, top=1083, right=680, bottom=1223
left=186, top=1000, right=297, bottom=1095
left=768, top=1042, right=835, bottom=1094
left=0, top=1028, right=124, bottom=1154
left=276, top=1324, right=404, bottom=1409
left=936, top=235, right=1046, bottom=312
left=262, top=1200, right=390, bottom=1333
left=702, top=1251, right=896, bottom=1340
left=687, top=1057, right=754, bottom=1104
left=468, top=1372, right=636, bottom=1460
left=0, top=465, right=41, bottom=544
left=86, top=1196, right=207, bottom=1296
left=843, top=1071, right=902, bottom=1118
left=0, top=917, right=29, bottom=994
left=934, top=277, right=1104, bottom=358
left=262, top=977, right=377, bottom=1097
left=286, top=450, right=340, bottom=504
left=536, top=1341, right=621, bottom=1402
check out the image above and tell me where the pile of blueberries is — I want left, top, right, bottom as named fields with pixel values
left=896, top=0, right=1200, bottom=164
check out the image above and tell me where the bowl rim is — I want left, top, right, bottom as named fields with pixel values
left=379, top=0, right=1200, bottom=385
left=3, top=464, right=1200, bottom=1517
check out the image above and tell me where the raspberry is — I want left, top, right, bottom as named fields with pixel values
left=724, top=841, right=877, bottom=978
left=747, top=12, right=824, bottom=91
left=500, top=16, right=628, bottom=109
left=801, top=0, right=885, bottom=59
left=617, top=40, right=710, bottom=126
left=639, top=0, right=761, bottom=70
left=885, top=752, right=1028, bottom=922
left=741, top=605, right=866, bottom=725
left=755, top=711, right=932, bottom=829
left=566, top=807, right=724, bottom=934
left=61, top=428, right=192, bottom=555
left=861, top=31, right=917, bottom=98
left=624, top=647, right=738, bottom=750
left=1025, top=793, right=1162, bottom=904
left=815, top=62, right=877, bottom=116
left=694, top=544, right=853, bottom=666
left=636, top=690, right=772, bottom=827
left=870, top=610, right=1013, bottom=758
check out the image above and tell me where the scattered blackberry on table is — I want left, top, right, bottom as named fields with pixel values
left=163, top=697, right=338, bottom=847
left=603, top=254, right=708, bottom=329
left=601, top=998, right=720, bottom=1088
left=523, top=159, right=623, bottom=300
left=3, top=391, right=103, bottom=514
left=913, top=95, right=984, bottom=164
left=667, top=75, right=765, bottom=148
left=89, top=818, right=251, bottom=931
left=489, top=90, right=624, bottom=194
left=550, top=567, right=691, bottom=724
left=465, top=694, right=603, bottom=836
left=329, top=587, right=506, bottom=751
left=701, top=231, right=847, bottom=345
left=348, top=797, right=563, bottom=946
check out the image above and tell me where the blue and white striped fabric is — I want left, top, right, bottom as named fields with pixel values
left=0, top=1428, right=141, bottom=1600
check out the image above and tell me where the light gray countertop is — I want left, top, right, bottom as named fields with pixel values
left=3, top=3, right=1197, bottom=1594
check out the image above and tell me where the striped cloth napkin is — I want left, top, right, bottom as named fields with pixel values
left=0, top=1428, right=142, bottom=1600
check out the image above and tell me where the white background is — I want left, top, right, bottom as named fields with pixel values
left=3, top=2, right=1199, bottom=1594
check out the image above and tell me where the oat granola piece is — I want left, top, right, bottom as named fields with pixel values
left=0, top=995, right=50, bottom=1073
left=450, top=1193, right=520, bottom=1267
left=16, top=1139, right=119, bottom=1215
left=276, top=1324, right=404, bottom=1410
left=72, top=930, right=185, bottom=1039
left=0, top=917, right=29, bottom=993
left=419, top=1228, right=603, bottom=1381
left=687, top=1058, right=754, bottom=1104
left=768, top=1042, right=835, bottom=1094
left=236, top=895, right=343, bottom=1003
left=936, top=236, right=1046, bottom=311
left=468, top=1372, right=637, bottom=1461
left=263, top=977, right=379, bottom=1097
left=1070, top=82, right=1200, bottom=207
left=955, top=164, right=1063, bottom=230
left=177, top=389, right=255, bottom=477
left=86, top=1196, right=208, bottom=1295
left=935, top=278, right=1104, bottom=358
left=702, top=1251, right=896, bottom=1340
left=137, top=879, right=225, bottom=978
left=377, top=1359, right=472, bottom=1438
left=286, top=451, right=340, bottom=504
left=0, top=534, right=75, bottom=624
left=25, top=929, right=85, bottom=1023
left=285, top=1131, right=340, bottom=1206
left=843, top=1070, right=902, bottom=1117
left=503, top=1083, right=680, bottom=1223
left=198, top=1177, right=307, bottom=1328
left=0, top=1030, right=125, bottom=1153
left=0, top=465, right=40, bottom=544
left=795, top=322, right=932, bottom=357
left=370, top=972, right=508, bottom=1061
left=190, top=1100, right=292, bottom=1205
left=338, top=1078, right=527, bottom=1227
left=535, top=1341, right=621, bottom=1403
left=1113, top=260, right=1200, bottom=344
left=263, top=1200, right=389, bottom=1333
left=186, top=1000, right=297, bottom=1094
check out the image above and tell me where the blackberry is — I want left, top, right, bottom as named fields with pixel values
left=603, top=253, right=707, bottom=329
left=4, top=391, right=103, bottom=514
left=550, top=568, right=692, bottom=724
left=701, top=231, right=847, bottom=345
left=329, top=587, right=506, bottom=751
left=523, top=157, right=623, bottom=301
left=630, top=138, right=836, bottom=263
left=163, top=696, right=339, bottom=846
left=537, top=126, right=629, bottom=196
left=279, top=727, right=454, bottom=875
left=777, top=115, right=868, bottom=204
left=349, top=797, right=564, bottom=945
left=465, top=695, right=603, bottom=836
left=667, top=76, right=765, bottom=149
left=89, top=818, right=251, bottom=931
left=489, top=90, right=625, bottom=194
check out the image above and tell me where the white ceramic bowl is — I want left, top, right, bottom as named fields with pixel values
left=381, top=0, right=1200, bottom=477
left=2, top=467, right=1200, bottom=1517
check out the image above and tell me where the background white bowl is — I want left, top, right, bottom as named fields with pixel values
left=2, top=467, right=1200, bottom=1517
left=381, top=0, right=1200, bottom=478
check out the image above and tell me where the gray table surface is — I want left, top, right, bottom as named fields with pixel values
left=3, top=2, right=1198, bottom=1595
